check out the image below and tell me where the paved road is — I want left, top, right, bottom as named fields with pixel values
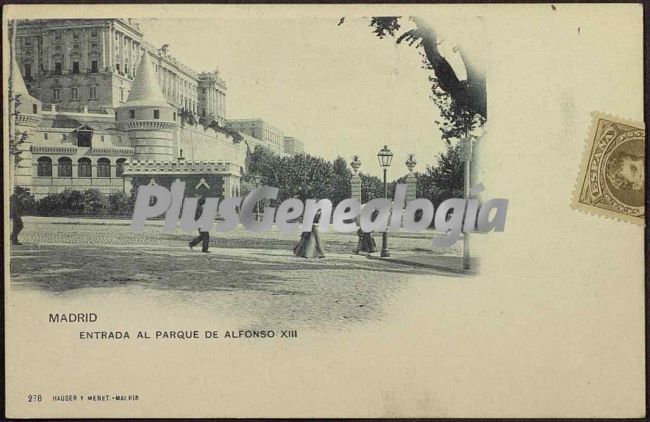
left=13, top=217, right=461, bottom=253
left=10, top=217, right=469, bottom=330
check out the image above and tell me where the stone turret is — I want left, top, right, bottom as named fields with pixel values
left=115, top=52, right=177, bottom=161
left=11, top=56, right=42, bottom=188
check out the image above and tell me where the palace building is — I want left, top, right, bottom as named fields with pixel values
left=226, top=119, right=285, bottom=154
left=282, top=136, right=305, bottom=155
left=11, top=18, right=304, bottom=199
left=15, top=19, right=223, bottom=121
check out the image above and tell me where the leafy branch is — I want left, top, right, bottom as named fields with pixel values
left=353, top=17, right=487, bottom=142
left=9, top=93, right=29, bottom=165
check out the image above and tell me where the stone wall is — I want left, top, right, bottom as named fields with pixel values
left=175, top=125, right=246, bottom=171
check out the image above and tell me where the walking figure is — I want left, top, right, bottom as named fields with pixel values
left=10, top=199, right=24, bottom=246
left=188, top=196, right=210, bottom=253
left=353, top=213, right=377, bottom=254
left=293, top=209, right=325, bottom=258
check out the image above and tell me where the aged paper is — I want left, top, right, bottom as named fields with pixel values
left=4, top=3, right=645, bottom=418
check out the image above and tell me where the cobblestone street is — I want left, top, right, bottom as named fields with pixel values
left=10, top=217, right=471, bottom=330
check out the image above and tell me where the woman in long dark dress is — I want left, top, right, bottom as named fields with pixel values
left=293, top=209, right=325, bottom=258
left=353, top=213, right=377, bottom=254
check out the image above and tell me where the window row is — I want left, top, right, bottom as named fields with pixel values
left=48, top=29, right=99, bottom=41
left=22, top=30, right=100, bottom=50
left=127, top=109, right=163, bottom=120
left=115, top=63, right=137, bottom=77
left=38, top=60, right=101, bottom=77
left=52, top=86, right=98, bottom=101
left=42, top=133, right=122, bottom=143
left=36, top=157, right=127, bottom=178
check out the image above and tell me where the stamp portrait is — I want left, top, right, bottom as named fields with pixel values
left=573, top=113, right=645, bottom=225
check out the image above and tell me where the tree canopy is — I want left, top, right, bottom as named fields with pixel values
left=244, top=144, right=463, bottom=207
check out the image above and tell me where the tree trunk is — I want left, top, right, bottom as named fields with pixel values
left=412, top=17, right=486, bottom=119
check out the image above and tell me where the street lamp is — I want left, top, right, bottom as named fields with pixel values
left=377, top=145, right=393, bottom=257
left=253, top=174, right=263, bottom=221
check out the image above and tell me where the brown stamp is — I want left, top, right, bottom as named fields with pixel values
left=573, top=113, right=645, bottom=225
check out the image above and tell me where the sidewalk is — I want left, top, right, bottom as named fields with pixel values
left=367, top=251, right=479, bottom=275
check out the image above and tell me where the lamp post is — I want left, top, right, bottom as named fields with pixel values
left=377, top=145, right=393, bottom=257
left=461, top=137, right=473, bottom=270
left=253, top=174, right=263, bottom=221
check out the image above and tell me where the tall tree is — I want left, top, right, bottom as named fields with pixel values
left=331, top=156, right=352, bottom=204
left=359, top=173, right=387, bottom=203
left=417, top=141, right=464, bottom=206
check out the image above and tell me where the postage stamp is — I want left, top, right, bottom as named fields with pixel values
left=572, top=113, right=645, bottom=225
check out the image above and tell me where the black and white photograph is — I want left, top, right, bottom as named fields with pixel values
left=7, top=14, right=486, bottom=328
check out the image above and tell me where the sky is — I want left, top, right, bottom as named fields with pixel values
left=137, top=17, right=449, bottom=178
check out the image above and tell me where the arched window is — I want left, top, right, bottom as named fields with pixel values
left=58, top=157, right=72, bottom=177
left=78, top=158, right=92, bottom=177
left=115, top=158, right=127, bottom=177
left=37, top=157, right=52, bottom=177
left=97, top=158, right=111, bottom=178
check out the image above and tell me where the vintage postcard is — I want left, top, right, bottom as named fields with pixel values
left=3, top=3, right=645, bottom=419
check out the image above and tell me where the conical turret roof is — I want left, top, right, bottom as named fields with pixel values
left=124, top=51, right=171, bottom=108
left=12, top=56, right=38, bottom=101
left=11, top=53, right=41, bottom=114
left=12, top=56, right=30, bottom=96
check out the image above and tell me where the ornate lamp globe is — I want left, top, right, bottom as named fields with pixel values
left=377, top=145, right=393, bottom=169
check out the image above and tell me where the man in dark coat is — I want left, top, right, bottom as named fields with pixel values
left=10, top=199, right=24, bottom=245
left=188, top=196, right=210, bottom=253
